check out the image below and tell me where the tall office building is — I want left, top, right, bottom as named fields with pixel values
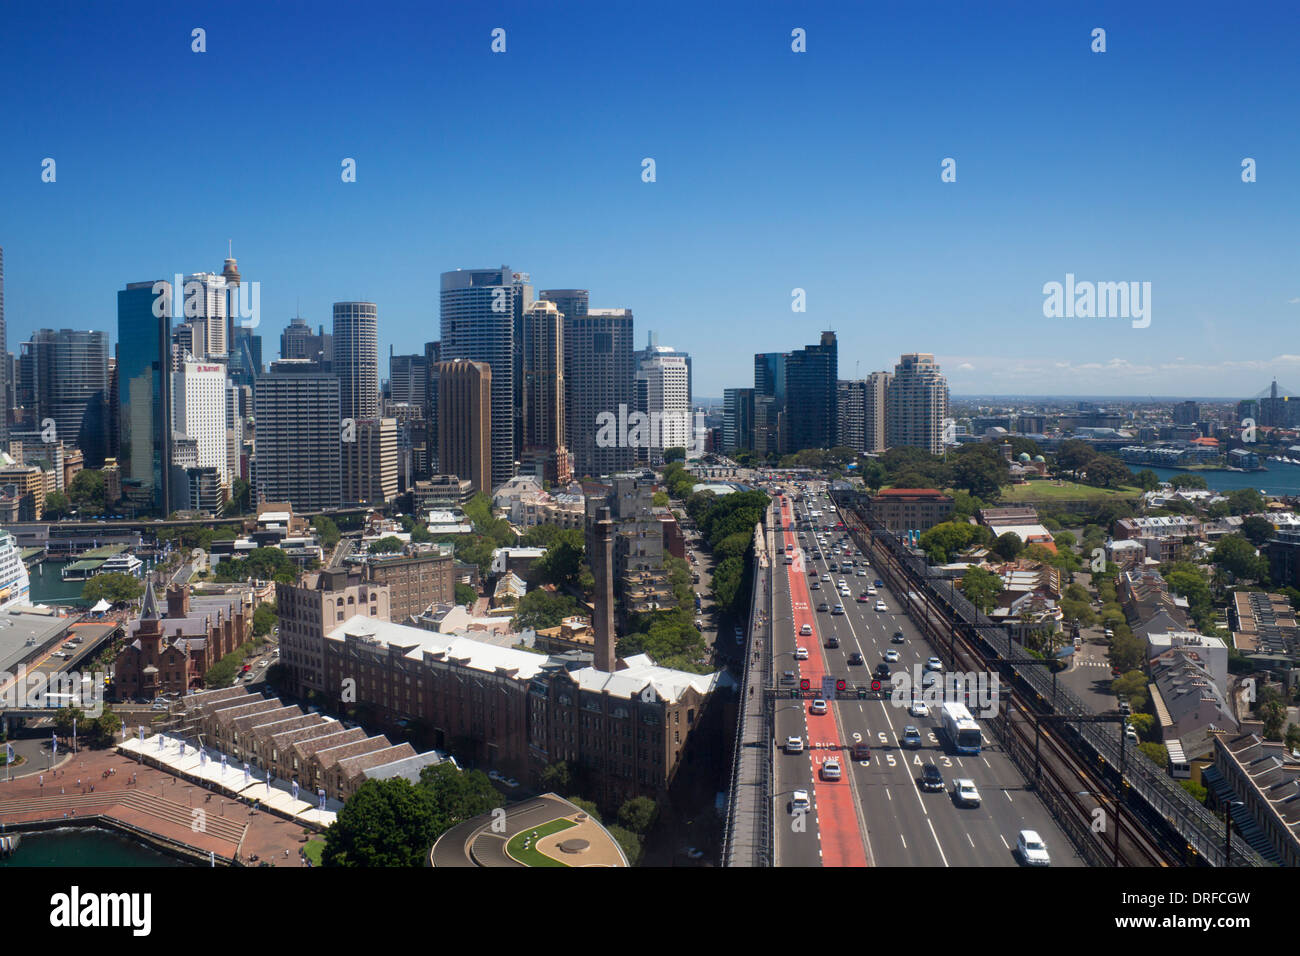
left=280, top=316, right=332, bottom=368
left=343, top=417, right=398, bottom=505
left=838, top=380, right=867, bottom=453
left=117, top=280, right=172, bottom=515
left=252, top=361, right=342, bottom=511
left=753, top=351, right=787, bottom=456
left=0, top=247, right=6, bottom=447
left=564, top=307, right=634, bottom=477
left=635, top=348, right=691, bottom=463
left=181, top=272, right=230, bottom=359
left=423, top=340, right=441, bottom=474
left=388, top=349, right=428, bottom=409
left=24, top=329, right=110, bottom=467
left=441, top=268, right=532, bottom=489
left=171, top=360, right=231, bottom=490
left=436, top=359, right=492, bottom=495
left=333, top=301, right=379, bottom=422
left=521, top=301, right=570, bottom=483
left=784, top=331, right=837, bottom=453
left=886, top=353, right=948, bottom=455
left=226, top=381, right=245, bottom=485
left=229, top=327, right=262, bottom=388
left=722, top=387, right=755, bottom=453
left=540, top=289, right=588, bottom=473
left=635, top=331, right=692, bottom=409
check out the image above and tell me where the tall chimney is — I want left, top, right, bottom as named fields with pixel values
left=592, top=505, right=617, bottom=672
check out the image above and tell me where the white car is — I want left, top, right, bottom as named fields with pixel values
left=809, top=699, right=827, bottom=715
left=790, top=789, right=811, bottom=814
left=867, top=587, right=877, bottom=596
left=953, top=779, right=981, bottom=807
left=874, top=600, right=887, bottom=612
left=884, top=649, right=900, bottom=662
left=926, top=657, right=943, bottom=672
left=800, top=624, right=812, bottom=636
left=785, top=736, right=805, bottom=754
left=794, top=647, right=809, bottom=660
left=820, top=758, right=842, bottom=781
left=1017, top=829, right=1051, bottom=866
left=909, top=700, right=929, bottom=718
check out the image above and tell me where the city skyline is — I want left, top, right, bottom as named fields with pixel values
left=4, top=2, right=1300, bottom=398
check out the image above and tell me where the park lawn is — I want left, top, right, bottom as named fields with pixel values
left=303, top=839, right=325, bottom=866
left=998, top=480, right=1142, bottom=503
left=505, top=818, right=577, bottom=867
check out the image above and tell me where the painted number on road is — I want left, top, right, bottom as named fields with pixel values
left=885, top=754, right=896, bottom=767
left=878, top=732, right=889, bottom=744
left=851, top=732, right=862, bottom=743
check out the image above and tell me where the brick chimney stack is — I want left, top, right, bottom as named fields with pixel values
left=166, top=584, right=190, bottom=619
left=591, top=505, right=617, bottom=673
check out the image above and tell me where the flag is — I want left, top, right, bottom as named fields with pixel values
left=5, top=743, right=13, bottom=763
left=291, top=780, right=299, bottom=801
left=51, top=733, right=57, bottom=757
left=243, top=763, right=249, bottom=786
left=318, top=788, right=325, bottom=811
left=138, top=726, right=144, bottom=743
left=179, top=741, right=185, bottom=757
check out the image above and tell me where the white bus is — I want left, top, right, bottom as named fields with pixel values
left=939, top=702, right=982, bottom=754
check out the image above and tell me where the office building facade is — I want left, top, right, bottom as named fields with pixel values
left=436, top=359, right=492, bottom=495
left=252, top=363, right=342, bottom=511
left=333, top=301, right=379, bottom=422
left=117, top=280, right=172, bottom=515
left=564, top=307, right=634, bottom=477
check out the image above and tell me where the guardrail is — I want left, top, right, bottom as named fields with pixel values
left=834, top=490, right=1264, bottom=868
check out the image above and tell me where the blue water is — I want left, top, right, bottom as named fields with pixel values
left=1147, top=463, right=1300, bottom=497
left=0, top=827, right=185, bottom=866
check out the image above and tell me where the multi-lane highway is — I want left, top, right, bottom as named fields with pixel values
left=771, top=482, right=1083, bottom=867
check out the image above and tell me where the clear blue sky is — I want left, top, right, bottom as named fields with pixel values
left=2, top=0, right=1298, bottom=398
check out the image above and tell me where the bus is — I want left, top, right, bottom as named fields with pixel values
left=939, top=702, right=982, bottom=755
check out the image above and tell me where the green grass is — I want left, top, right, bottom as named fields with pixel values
left=303, top=839, right=325, bottom=866
left=998, top=480, right=1141, bottom=503
left=505, top=818, right=577, bottom=867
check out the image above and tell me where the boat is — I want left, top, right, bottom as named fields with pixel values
left=0, top=532, right=32, bottom=611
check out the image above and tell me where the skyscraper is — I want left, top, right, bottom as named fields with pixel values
left=635, top=348, right=691, bottom=463
left=388, top=349, right=428, bottom=409
left=564, top=307, right=634, bottom=477
left=753, top=352, right=787, bottom=456
left=784, top=331, right=838, bottom=453
left=343, top=417, right=398, bottom=505
left=441, top=268, right=532, bottom=489
left=0, top=247, right=7, bottom=447
left=838, top=380, right=866, bottom=453
left=722, top=387, right=755, bottom=452
left=423, top=340, right=441, bottom=473
left=521, top=301, right=570, bottom=483
left=333, top=301, right=379, bottom=422
left=117, top=280, right=172, bottom=515
left=635, top=331, right=692, bottom=409
left=181, top=272, right=230, bottom=359
left=863, top=371, right=890, bottom=454
left=171, top=359, right=231, bottom=490
left=253, top=361, right=342, bottom=511
left=886, top=353, right=948, bottom=455
left=24, top=329, right=110, bottom=467
left=436, top=359, right=492, bottom=495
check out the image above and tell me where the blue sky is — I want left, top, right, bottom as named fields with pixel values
left=1, top=0, right=1298, bottom=398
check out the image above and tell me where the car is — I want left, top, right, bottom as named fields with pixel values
left=1118, top=700, right=1132, bottom=715
left=684, top=846, right=705, bottom=860
left=809, top=698, right=827, bottom=715
left=832, top=605, right=845, bottom=615
left=785, top=736, right=805, bottom=754
left=790, top=789, right=811, bottom=814
left=1125, top=726, right=1138, bottom=742
left=799, top=623, right=812, bottom=636
left=952, top=779, right=981, bottom=807
left=926, top=657, right=943, bottom=672
left=874, top=580, right=884, bottom=588
left=847, top=652, right=864, bottom=665
left=857, top=593, right=870, bottom=603
left=794, top=647, right=809, bottom=661
left=695, top=618, right=704, bottom=629
left=150, top=701, right=168, bottom=711
left=1016, top=829, right=1051, bottom=866
left=902, top=726, right=923, bottom=748
left=781, top=671, right=797, bottom=684
left=922, top=671, right=938, bottom=687
left=856, top=569, right=866, bottom=576
left=920, top=762, right=944, bottom=791
left=874, top=663, right=891, bottom=679
left=817, top=602, right=830, bottom=612
left=810, top=581, right=821, bottom=590
left=909, top=699, right=930, bottom=717
left=875, top=600, right=887, bottom=612
left=851, top=741, right=871, bottom=762
left=821, top=758, right=842, bottom=781
left=884, top=649, right=900, bottom=663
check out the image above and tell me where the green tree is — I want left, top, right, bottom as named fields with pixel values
left=314, top=515, right=341, bottom=549
left=992, top=532, right=1024, bottom=562
left=959, top=566, right=1004, bottom=614
left=1109, top=631, right=1146, bottom=675
left=512, top=587, right=580, bottom=631
left=80, top=572, right=145, bottom=605
left=617, top=796, right=658, bottom=835
left=368, top=535, right=405, bottom=554
left=1053, top=440, right=1097, bottom=478
left=531, top=529, right=586, bottom=589
left=43, top=490, right=72, bottom=519
left=417, top=762, right=499, bottom=823
left=221, top=477, right=251, bottom=516
left=1226, top=488, right=1265, bottom=516
left=1111, top=669, right=1149, bottom=709
left=1138, top=742, right=1168, bottom=766
left=663, top=447, right=687, bottom=463
left=1241, top=516, right=1275, bottom=548
left=1179, top=779, right=1208, bottom=803
left=1083, top=455, right=1133, bottom=489
left=67, top=469, right=106, bottom=512
left=950, top=445, right=1008, bottom=501
left=1134, top=469, right=1160, bottom=492
left=454, top=582, right=477, bottom=606
left=607, top=824, right=644, bottom=866
left=1211, top=535, right=1267, bottom=583
left=252, top=603, right=278, bottom=637
left=540, top=761, right=571, bottom=793
left=322, top=778, right=442, bottom=867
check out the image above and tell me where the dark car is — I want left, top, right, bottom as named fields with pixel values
left=781, top=671, right=797, bottom=684
left=874, top=663, right=891, bottom=679
left=825, top=635, right=840, bottom=648
left=902, top=726, right=923, bottom=748
left=810, top=581, right=821, bottom=590
left=920, top=763, right=944, bottom=792
left=874, top=579, right=884, bottom=588
left=817, top=602, right=830, bottom=613
left=851, top=742, right=871, bottom=762
left=891, top=631, right=905, bottom=644
left=847, top=652, right=864, bottom=666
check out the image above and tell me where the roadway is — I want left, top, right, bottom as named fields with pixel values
left=771, top=482, right=1083, bottom=867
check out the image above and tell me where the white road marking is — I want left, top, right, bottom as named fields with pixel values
left=999, top=833, right=1010, bottom=850
left=1004, top=790, right=1013, bottom=803
left=927, top=818, right=950, bottom=866
left=967, top=833, right=975, bottom=848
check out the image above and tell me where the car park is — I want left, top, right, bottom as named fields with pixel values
left=1016, top=830, right=1051, bottom=866
left=953, top=779, right=981, bottom=807
left=902, top=726, right=923, bottom=748
left=809, top=698, right=827, bottom=715
left=909, top=699, right=929, bottom=717
left=920, top=763, right=944, bottom=791
left=785, top=736, right=805, bottom=754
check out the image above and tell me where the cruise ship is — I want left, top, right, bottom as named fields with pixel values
left=0, top=531, right=32, bottom=610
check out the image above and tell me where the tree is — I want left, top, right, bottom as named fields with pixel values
left=322, top=778, right=442, bottom=867
left=1241, top=516, right=1275, bottom=548
left=368, top=536, right=404, bottom=554
left=67, top=469, right=106, bottom=512
left=1226, top=488, right=1265, bottom=516
left=663, top=447, right=686, bottom=463
left=454, top=582, right=477, bottom=606
left=1060, top=598, right=1096, bottom=628
left=1111, top=669, right=1149, bottom=709
left=81, top=572, right=144, bottom=605
left=950, top=445, right=1008, bottom=501
left=512, top=587, right=580, bottom=631
left=618, top=796, right=658, bottom=835
left=314, top=516, right=341, bottom=549
left=540, top=761, right=571, bottom=793
left=1082, top=455, right=1132, bottom=489
left=1169, top=473, right=1208, bottom=491
left=1109, top=629, right=1146, bottom=675
left=222, top=477, right=251, bottom=516
left=918, top=521, right=985, bottom=564
left=253, top=603, right=278, bottom=637
left=1285, top=723, right=1300, bottom=753
left=607, top=824, right=644, bottom=866
left=417, top=762, right=499, bottom=823
left=1211, top=535, right=1267, bottom=583
left=1054, top=440, right=1097, bottom=478
left=959, top=567, right=1003, bottom=614
left=1138, top=742, right=1169, bottom=766
left=992, top=532, right=1024, bottom=562
left=44, top=490, right=72, bottom=519
left=531, top=529, right=585, bottom=590
left=1134, top=469, right=1160, bottom=492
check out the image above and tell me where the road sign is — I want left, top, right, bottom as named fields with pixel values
left=800, top=678, right=810, bottom=691
left=871, top=679, right=881, bottom=692
left=821, top=676, right=837, bottom=700
left=836, top=679, right=847, bottom=693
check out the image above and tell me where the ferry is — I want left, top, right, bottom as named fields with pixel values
left=0, top=531, right=32, bottom=610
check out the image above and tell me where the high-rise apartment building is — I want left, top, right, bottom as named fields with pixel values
left=117, top=280, right=172, bottom=515
left=423, top=340, right=441, bottom=473
left=521, top=301, right=570, bottom=484
left=252, top=361, right=342, bottom=511
left=564, top=307, right=634, bottom=477
left=436, top=359, right=492, bottom=495
left=837, top=372, right=890, bottom=455
left=441, top=268, right=532, bottom=489
left=886, top=353, right=948, bottom=455
left=181, top=272, right=230, bottom=359
left=24, top=329, right=110, bottom=467
left=333, top=301, right=379, bottom=422
left=1173, top=400, right=1200, bottom=426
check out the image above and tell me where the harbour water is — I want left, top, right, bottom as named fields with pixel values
left=1148, top=462, right=1300, bottom=498
left=26, top=559, right=93, bottom=607
left=0, top=827, right=187, bottom=866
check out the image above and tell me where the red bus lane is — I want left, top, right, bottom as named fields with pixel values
left=780, top=498, right=868, bottom=868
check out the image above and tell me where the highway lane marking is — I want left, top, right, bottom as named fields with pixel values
left=899, top=834, right=907, bottom=848
left=999, top=834, right=1010, bottom=850
left=1004, top=790, right=1014, bottom=803
left=967, top=833, right=975, bottom=848
left=927, top=818, right=950, bottom=866
left=982, top=757, right=991, bottom=769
